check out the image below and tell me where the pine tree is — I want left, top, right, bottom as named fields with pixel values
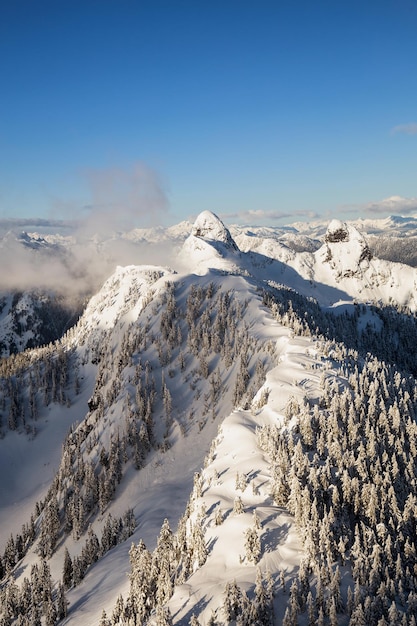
left=154, top=605, right=174, bottom=625
left=328, top=596, right=338, bottom=626
left=223, top=580, right=244, bottom=622
left=40, top=558, right=53, bottom=605
left=244, top=526, right=261, bottom=563
left=387, top=601, right=400, bottom=625
left=289, top=578, right=300, bottom=619
left=233, top=496, right=244, bottom=515
left=45, top=597, right=57, bottom=626
left=214, top=508, right=224, bottom=525
left=307, top=591, right=316, bottom=626
left=279, top=569, right=286, bottom=593
left=112, top=594, right=125, bottom=624
left=192, top=514, right=208, bottom=568
left=329, top=565, right=343, bottom=612
left=252, top=568, right=274, bottom=626
left=63, top=547, right=73, bottom=590
left=282, top=606, right=296, bottom=626
left=350, top=602, right=367, bottom=626
left=72, top=555, right=86, bottom=586
left=129, top=539, right=153, bottom=623
left=4, top=534, right=16, bottom=572
left=98, top=609, right=111, bottom=626
left=55, top=582, right=68, bottom=620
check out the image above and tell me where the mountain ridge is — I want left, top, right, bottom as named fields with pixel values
left=2, top=210, right=417, bottom=357
left=1, top=211, right=417, bottom=624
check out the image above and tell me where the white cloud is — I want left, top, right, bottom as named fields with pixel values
left=391, top=122, right=417, bottom=136
left=79, top=162, right=170, bottom=236
left=0, top=162, right=172, bottom=294
left=344, top=195, right=417, bottom=217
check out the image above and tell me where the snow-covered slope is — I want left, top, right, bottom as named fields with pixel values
left=178, top=211, right=241, bottom=275
left=1, top=211, right=417, bottom=625
left=2, top=210, right=417, bottom=357
left=0, top=290, right=84, bottom=356
left=0, top=257, right=338, bottom=624
left=236, top=218, right=417, bottom=311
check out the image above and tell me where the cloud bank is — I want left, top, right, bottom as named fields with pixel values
left=0, top=162, right=174, bottom=295
left=362, top=195, right=417, bottom=216
left=342, top=195, right=417, bottom=218
left=0, top=227, right=179, bottom=297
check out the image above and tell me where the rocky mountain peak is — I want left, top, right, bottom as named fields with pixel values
left=191, top=211, right=238, bottom=250
left=320, top=219, right=372, bottom=278
left=324, top=219, right=350, bottom=243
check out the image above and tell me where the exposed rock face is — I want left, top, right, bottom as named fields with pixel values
left=319, top=219, right=372, bottom=277
left=324, top=220, right=350, bottom=244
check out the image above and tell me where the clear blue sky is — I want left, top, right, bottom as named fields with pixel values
left=1, top=0, right=417, bottom=227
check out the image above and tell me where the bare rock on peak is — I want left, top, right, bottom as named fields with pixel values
left=319, top=219, right=372, bottom=277
left=325, top=219, right=350, bottom=243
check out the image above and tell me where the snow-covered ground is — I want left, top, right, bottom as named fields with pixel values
left=1, top=210, right=417, bottom=624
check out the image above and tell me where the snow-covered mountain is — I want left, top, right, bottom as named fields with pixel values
left=235, top=217, right=417, bottom=312
left=1, top=211, right=417, bottom=625
left=2, top=210, right=417, bottom=357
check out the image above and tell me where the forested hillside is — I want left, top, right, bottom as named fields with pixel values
left=1, top=212, right=417, bottom=625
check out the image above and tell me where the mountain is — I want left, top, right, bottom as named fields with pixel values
left=2, top=210, right=417, bottom=358
left=0, top=290, right=84, bottom=356
left=1, top=212, right=417, bottom=624
left=179, top=210, right=240, bottom=274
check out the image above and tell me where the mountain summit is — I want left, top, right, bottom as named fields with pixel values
left=179, top=210, right=239, bottom=273
left=319, top=218, right=372, bottom=277
left=191, top=210, right=238, bottom=250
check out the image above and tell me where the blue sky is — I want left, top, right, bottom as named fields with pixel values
left=1, top=0, right=417, bottom=227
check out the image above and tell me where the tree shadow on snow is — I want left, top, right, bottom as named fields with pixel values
left=174, top=594, right=211, bottom=626
left=261, top=522, right=291, bottom=553
left=13, top=562, right=27, bottom=580
left=206, top=500, right=221, bottom=517
left=206, top=536, right=218, bottom=553
left=246, top=468, right=260, bottom=482
left=241, top=249, right=354, bottom=306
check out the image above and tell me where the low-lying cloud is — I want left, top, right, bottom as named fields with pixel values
left=0, top=162, right=176, bottom=296
left=0, top=226, right=180, bottom=297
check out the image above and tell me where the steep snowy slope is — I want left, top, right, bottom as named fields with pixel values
left=1, top=211, right=417, bottom=625
left=2, top=210, right=417, bottom=359
left=0, top=290, right=84, bottom=356
left=0, top=225, right=289, bottom=622
left=237, top=218, right=417, bottom=311
left=178, top=211, right=241, bottom=274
